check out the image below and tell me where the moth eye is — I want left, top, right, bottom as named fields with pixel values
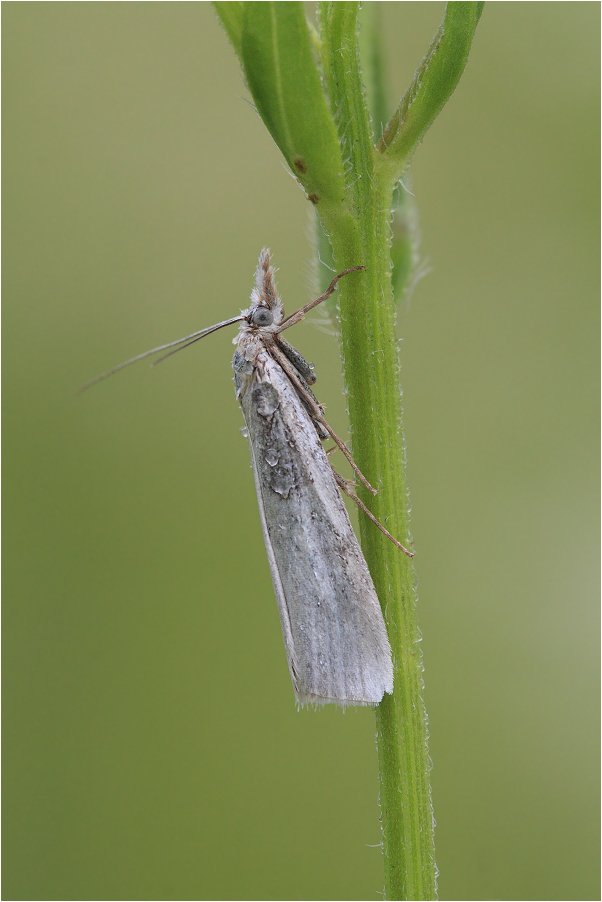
left=250, top=307, right=274, bottom=327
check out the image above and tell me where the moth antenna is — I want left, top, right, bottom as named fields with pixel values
left=80, top=315, right=245, bottom=392
left=151, top=329, right=219, bottom=366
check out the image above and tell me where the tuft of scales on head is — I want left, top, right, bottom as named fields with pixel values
left=249, top=247, right=284, bottom=319
left=237, top=248, right=284, bottom=343
left=253, top=247, right=281, bottom=311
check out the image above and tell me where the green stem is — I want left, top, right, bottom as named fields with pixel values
left=318, top=8, right=436, bottom=899
left=331, top=176, right=435, bottom=902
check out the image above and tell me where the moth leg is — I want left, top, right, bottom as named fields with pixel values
left=333, top=471, right=415, bottom=558
left=275, top=265, right=365, bottom=333
left=269, top=343, right=377, bottom=496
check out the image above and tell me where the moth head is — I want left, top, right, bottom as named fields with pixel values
left=248, top=306, right=274, bottom=328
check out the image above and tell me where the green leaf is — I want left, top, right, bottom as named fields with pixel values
left=377, top=1, right=484, bottom=180
left=239, top=2, right=346, bottom=207
left=358, top=2, right=390, bottom=142
left=213, top=2, right=245, bottom=59
left=319, top=3, right=373, bottom=200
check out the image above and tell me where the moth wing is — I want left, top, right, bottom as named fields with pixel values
left=238, top=351, right=393, bottom=706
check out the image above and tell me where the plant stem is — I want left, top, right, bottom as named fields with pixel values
left=331, top=176, right=435, bottom=902
left=318, top=7, right=436, bottom=899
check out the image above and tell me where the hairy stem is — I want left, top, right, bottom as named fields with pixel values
left=318, top=8, right=436, bottom=899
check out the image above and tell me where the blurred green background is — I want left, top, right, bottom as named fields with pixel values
left=3, top=3, right=599, bottom=900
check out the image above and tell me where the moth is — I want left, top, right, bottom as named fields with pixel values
left=83, top=249, right=413, bottom=706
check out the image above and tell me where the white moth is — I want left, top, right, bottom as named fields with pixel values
left=83, top=248, right=413, bottom=707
